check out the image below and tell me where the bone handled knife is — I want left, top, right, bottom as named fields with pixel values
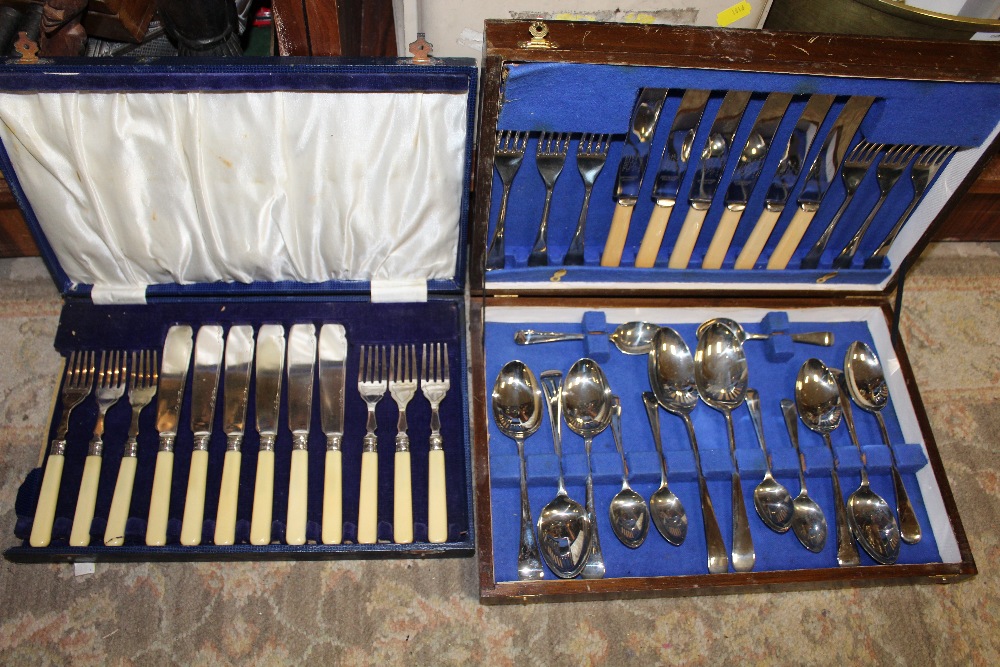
left=601, top=88, right=668, bottom=267
left=286, top=323, right=317, bottom=546
left=179, top=325, right=224, bottom=546
left=702, top=92, right=793, bottom=269
left=250, top=324, right=285, bottom=545
left=634, top=89, right=711, bottom=268
left=767, top=96, right=876, bottom=269
left=668, top=90, right=752, bottom=269
left=214, top=325, right=254, bottom=546
left=319, top=324, right=347, bottom=545
left=732, top=94, right=835, bottom=269
left=146, top=325, right=194, bottom=547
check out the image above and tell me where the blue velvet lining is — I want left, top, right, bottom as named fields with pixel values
left=11, top=298, right=474, bottom=557
left=483, top=314, right=939, bottom=581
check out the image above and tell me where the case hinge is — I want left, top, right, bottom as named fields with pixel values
left=14, top=33, right=39, bottom=64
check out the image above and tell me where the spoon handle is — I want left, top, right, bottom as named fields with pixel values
left=681, top=415, right=728, bottom=574
left=875, top=412, right=922, bottom=544
left=515, top=330, right=585, bottom=345
left=724, top=412, right=755, bottom=572
left=780, top=399, right=808, bottom=494
left=581, top=439, right=606, bottom=579
left=825, top=434, right=861, bottom=566
left=515, top=437, right=544, bottom=580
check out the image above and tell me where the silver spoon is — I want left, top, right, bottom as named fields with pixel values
left=514, top=320, right=658, bottom=355
left=780, top=398, right=828, bottom=553
left=832, top=367, right=901, bottom=565
left=844, top=341, right=921, bottom=544
left=745, top=389, right=794, bottom=533
left=694, top=321, right=755, bottom=572
left=697, top=317, right=834, bottom=347
left=795, top=359, right=860, bottom=567
left=491, top=360, right=545, bottom=580
left=648, top=327, right=727, bottom=573
left=536, top=370, right=592, bottom=578
left=562, top=358, right=614, bottom=579
left=608, top=396, right=650, bottom=548
left=641, top=392, right=688, bottom=546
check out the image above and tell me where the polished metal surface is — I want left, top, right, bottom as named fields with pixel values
left=726, top=93, right=793, bottom=207
left=780, top=398, right=828, bottom=553
left=157, top=326, right=194, bottom=451
left=796, top=96, right=876, bottom=210
left=190, top=329, right=223, bottom=451
left=389, top=345, right=418, bottom=453
left=696, top=317, right=834, bottom=347
left=421, top=342, right=450, bottom=452
left=614, top=88, right=669, bottom=205
left=222, top=327, right=253, bottom=451
left=689, top=91, right=752, bottom=208
left=651, top=89, right=711, bottom=206
left=125, top=350, right=158, bottom=458
left=608, top=396, right=650, bottom=548
left=255, top=329, right=285, bottom=452
left=745, top=389, right=794, bottom=533
left=564, top=133, right=610, bottom=266
left=89, top=351, right=127, bottom=456
left=641, top=392, right=687, bottom=546
left=286, top=326, right=317, bottom=446
left=528, top=132, right=571, bottom=267
left=358, top=345, right=387, bottom=454
left=764, top=94, right=835, bottom=208
left=318, top=325, right=346, bottom=452
left=485, top=130, right=528, bottom=271
left=492, top=360, right=545, bottom=581
left=513, top=320, right=658, bottom=355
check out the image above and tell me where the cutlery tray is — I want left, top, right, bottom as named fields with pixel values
left=0, top=56, right=479, bottom=561
left=470, top=21, right=997, bottom=602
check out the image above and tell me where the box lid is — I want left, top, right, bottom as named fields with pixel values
left=0, top=56, right=478, bottom=304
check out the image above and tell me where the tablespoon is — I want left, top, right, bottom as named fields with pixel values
left=608, top=396, right=650, bottom=548
left=745, top=389, right=794, bottom=533
left=696, top=317, right=833, bottom=347
left=515, top=320, right=658, bottom=355
left=780, top=398, right=828, bottom=552
left=491, top=361, right=545, bottom=580
left=641, top=392, right=687, bottom=545
left=535, top=370, right=592, bottom=578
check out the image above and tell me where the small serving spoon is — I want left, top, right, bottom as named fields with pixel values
left=745, top=389, right=794, bottom=533
left=696, top=317, right=833, bottom=347
left=607, top=396, right=650, bottom=548
left=514, top=321, right=658, bottom=355
left=780, top=398, right=828, bottom=553
left=641, top=392, right=688, bottom=546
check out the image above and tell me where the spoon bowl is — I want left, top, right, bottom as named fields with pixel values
left=745, top=389, right=794, bottom=533
left=696, top=317, right=834, bottom=347
left=641, top=392, right=687, bottom=546
left=608, top=396, right=650, bottom=548
left=780, top=398, right=828, bottom=553
left=608, top=321, right=659, bottom=355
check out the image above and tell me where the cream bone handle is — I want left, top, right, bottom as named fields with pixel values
left=601, top=202, right=636, bottom=267
left=250, top=446, right=275, bottom=545
left=667, top=204, right=709, bottom=269
left=146, top=446, right=174, bottom=546
left=322, top=447, right=342, bottom=544
left=702, top=206, right=745, bottom=269
left=735, top=206, right=783, bottom=269
left=104, top=454, right=137, bottom=546
left=634, top=202, right=674, bottom=268
left=29, top=444, right=66, bottom=548
left=69, top=455, right=103, bottom=546
left=357, top=450, right=379, bottom=544
left=394, top=450, right=413, bottom=544
left=286, top=444, right=309, bottom=545
left=767, top=204, right=817, bottom=270
left=213, top=448, right=241, bottom=546
left=180, top=444, right=209, bottom=546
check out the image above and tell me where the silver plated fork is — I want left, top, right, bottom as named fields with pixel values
left=865, top=145, right=958, bottom=269
left=485, top=130, right=529, bottom=271
left=564, top=133, right=611, bottom=266
left=528, top=132, right=571, bottom=267
left=833, top=144, right=920, bottom=269
left=422, top=342, right=451, bottom=543
left=70, top=351, right=127, bottom=546
left=389, top=344, right=418, bottom=543
left=800, top=141, right=883, bottom=270
left=30, top=350, right=95, bottom=547
left=357, top=344, right=387, bottom=543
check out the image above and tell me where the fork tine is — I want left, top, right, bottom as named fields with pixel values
left=421, top=343, right=428, bottom=383
left=411, top=345, right=418, bottom=383
left=442, top=343, right=449, bottom=383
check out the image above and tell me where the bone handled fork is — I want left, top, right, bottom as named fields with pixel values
left=528, top=132, right=571, bottom=267
left=30, top=351, right=94, bottom=547
left=70, top=351, right=127, bottom=546
left=357, top=345, right=387, bottom=544
left=423, top=342, right=451, bottom=543
left=104, top=350, right=157, bottom=546
left=485, top=131, right=528, bottom=271
left=389, top=345, right=418, bottom=544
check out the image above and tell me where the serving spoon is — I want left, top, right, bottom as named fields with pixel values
left=780, top=398, right=828, bottom=553
left=608, top=396, right=650, bottom=548
left=696, top=317, right=833, bottom=347
left=745, top=389, right=794, bottom=533
left=514, top=321, right=658, bottom=355
left=641, top=392, right=688, bottom=546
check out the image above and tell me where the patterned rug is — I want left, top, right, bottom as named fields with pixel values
left=0, top=243, right=997, bottom=665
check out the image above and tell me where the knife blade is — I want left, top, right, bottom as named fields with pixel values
left=702, top=92, right=793, bottom=269
left=250, top=324, right=285, bottom=545
left=634, top=89, right=711, bottom=268
left=668, top=90, right=752, bottom=269
left=319, top=324, right=347, bottom=544
left=767, top=96, right=875, bottom=269
left=146, top=324, right=194, bottom=547
left=600, top=87, right=669, bottom=267
left=286, top=323, right=317, bottom=545
left=213, top=324, right=254, bottom=546
left=180, top=325, right=224, bottom=546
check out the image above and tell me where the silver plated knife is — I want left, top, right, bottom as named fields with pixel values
left=146, top=324, right=194, bottom=546
left=250, top=324, right=285, bottom=545
left=601, top=87, right=668, bottom=267
left=703, top=92, right=793, bottom=269
left=319, top=324, right=347, bottom=544
left=668, top=90, right=752, bottom=269
left=214, top=325, right=254, bottom=546
left=180, top=325, right=224, bottom=546
left=286, top=323, right=317, bottom=545
left=634, top=89, right=711, bottom=268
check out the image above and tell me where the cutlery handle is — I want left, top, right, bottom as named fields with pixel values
left=830, top=469, right=861, bottom=566
left=730, top=472, right=755, bottom=572
left=767, top=206, right=815, bottom=269
left=866, top=193, right=920, bottom=269
left=357, top=450, right=379, bottom=544
left=104, top=455, right=137, bottom=547
left=634, top=204, right=673, bottom=268
left=789, top=331, right=835, bottom=346
left=427, top=449, right=448, bottom=543
left=601, top=203, right=635, bottom=267
left=393, top=450, right=413, bottom=543
left=703, top=207, right=743, bottom=269
left=322, top=449, right=342, bottom=544
left=515, top=330, right=585, bottom=345
left=876, top=413, right=922, bottom=544
left=213, top=450, right=241, bottom=546
left=69, top=455, right=102, bottom=546
left=736, top=207, right=782, bottom=269
left=668, top=206, right=708, bottom=269
left=250, top=449, right=274, bottom=545
left=146, top=450, right=174, bottom=546
left=30, top=446, right=65, bottom=547
left=698, top=474, right=729, bottom=574
left=286, top=448, right=309, bottom=545
left=180, top=448, right=209, bottom=545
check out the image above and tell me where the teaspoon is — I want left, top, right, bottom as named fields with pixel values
left=641, top=392, right=688, bottom=546
left=780, top=398, right=828, bottom=553
left=608, top=396, right=650, bottom=548
left=514, top=320, right=658, bottom=355
left=845, top=341, right=921, bottom=544
left=491, top=361, right=545, bottom=580
left=745, top=389, right=794, bottom=533
left=696, top=317, right=833, bottom=347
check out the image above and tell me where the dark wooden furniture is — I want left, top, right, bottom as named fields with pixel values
left=271, top=0, right=396, bottom=57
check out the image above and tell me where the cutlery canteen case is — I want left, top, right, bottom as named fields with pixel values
left=470, top=20, right=1000, bottom=602
left=1, top=50, right=479, bottom=561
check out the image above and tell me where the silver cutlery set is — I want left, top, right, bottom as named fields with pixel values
left=30, top=324, right=452, bottom=548
left=493, top=318, right=921, bottom=580
left=485, top=89, right=958, bottom=273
